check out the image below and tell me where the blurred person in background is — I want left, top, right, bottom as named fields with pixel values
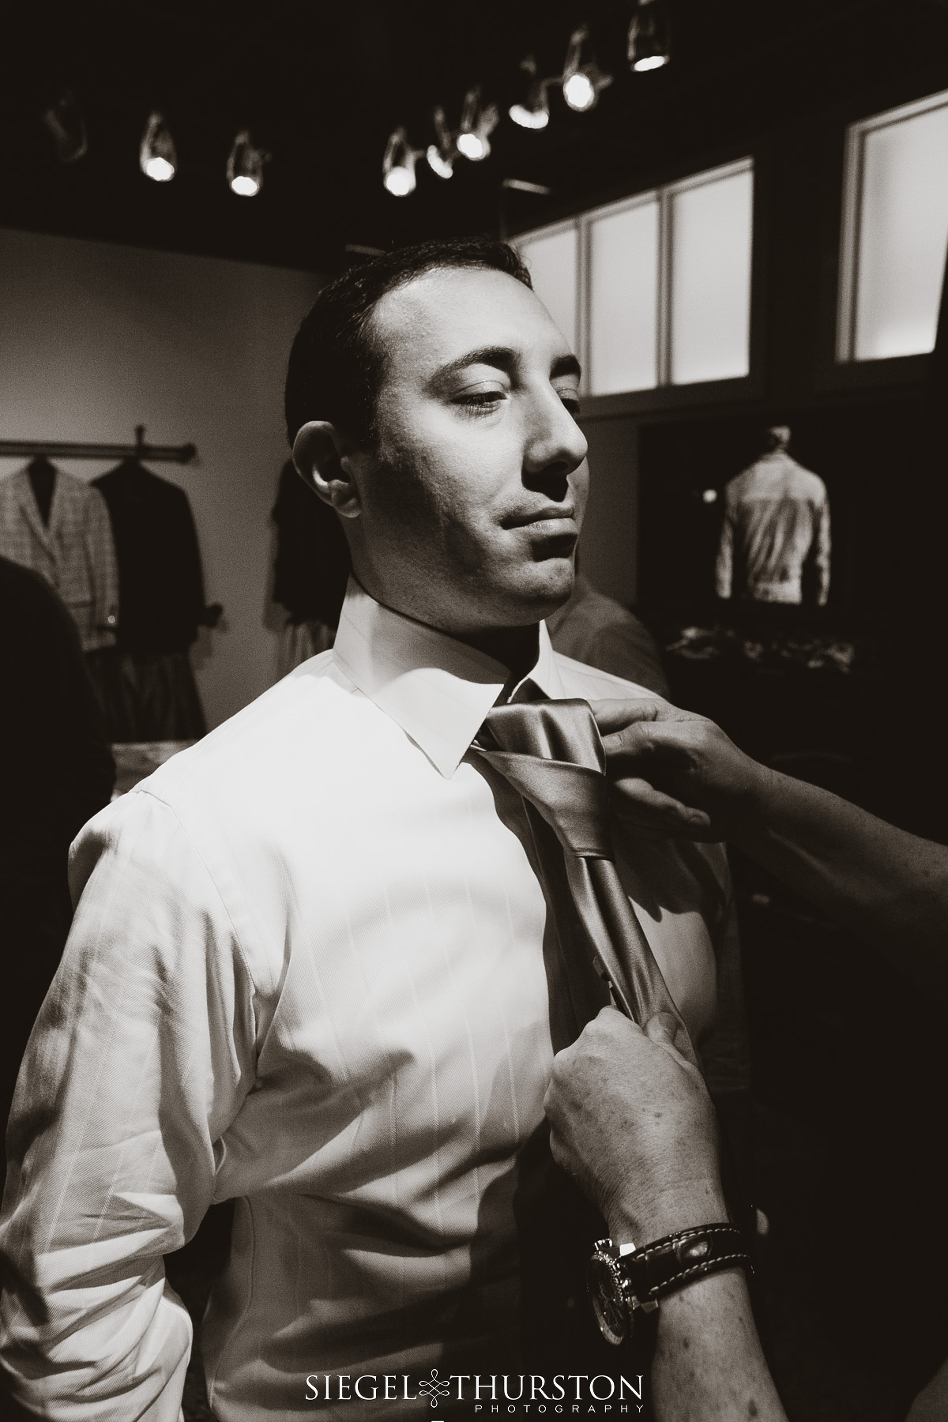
left=546, top=534, right=669, bottom=696
left=0, top=555, right=114, bottom=1134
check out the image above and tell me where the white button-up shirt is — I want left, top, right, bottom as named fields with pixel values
left=0, top=583, right=735, bottom=1421
left=715, top=450, right=831, bottom=606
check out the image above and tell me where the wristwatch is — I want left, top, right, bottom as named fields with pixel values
left=587, top=1224, right=753, bottom=1346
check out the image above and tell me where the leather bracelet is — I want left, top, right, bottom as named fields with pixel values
left=626, top=1223, right=753, bottom=1303
left=588, top=1224, right=753, bottom=1346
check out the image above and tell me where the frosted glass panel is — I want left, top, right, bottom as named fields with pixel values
left=519, top=227, right=579, bottom=352
left=855, top=103, right=948, bottom=359
left=589, top=199, right=660, bottom=394
left=669, top=169, right=753, bottom=385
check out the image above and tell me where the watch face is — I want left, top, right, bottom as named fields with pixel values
left=587, top=1255, right=630, bottom=1347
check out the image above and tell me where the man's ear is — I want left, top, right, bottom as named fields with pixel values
left=292, top=421, right=363, bottom=520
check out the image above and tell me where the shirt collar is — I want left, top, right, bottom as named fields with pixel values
left=331, top=579, right=566, bottom=777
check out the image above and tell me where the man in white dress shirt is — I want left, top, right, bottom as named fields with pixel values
left=0, top=240, right=738, bottom=1420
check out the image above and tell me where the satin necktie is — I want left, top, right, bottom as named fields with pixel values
left=472, top=694, right=694, bottom=1059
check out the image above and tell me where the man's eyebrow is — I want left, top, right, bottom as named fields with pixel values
left=429, top=346, right=583, bottom=385
left=551, top=353, right=582, bottom=382
left=429, top=346, right=518, bottom=385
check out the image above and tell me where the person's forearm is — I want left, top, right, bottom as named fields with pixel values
left=600, top=699, right=948, bottom=990
left=736, top=769, right=948, bottom=994
left=608, top=1186, right=785, bottom=1422
left=652, top=1271, right=787, bottom=1422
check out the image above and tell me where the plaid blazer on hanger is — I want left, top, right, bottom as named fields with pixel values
left=0, top=466, right=118, bottom=652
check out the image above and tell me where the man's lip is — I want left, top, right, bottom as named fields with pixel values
left=503, top=508, right=577, bottom=529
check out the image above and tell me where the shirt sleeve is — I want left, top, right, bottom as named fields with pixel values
left=0, top=791, right=258, bottom=1420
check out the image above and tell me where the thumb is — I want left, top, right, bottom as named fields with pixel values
left=644, top=1011, right=680, bottom=1047
left=645, top=1011, right=702, bottom=1073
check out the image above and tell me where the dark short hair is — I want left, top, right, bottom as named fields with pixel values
left=284, top=237, right=533, bottom=447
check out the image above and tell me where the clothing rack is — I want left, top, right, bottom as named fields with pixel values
left=0, top=425, right=197, bottom=465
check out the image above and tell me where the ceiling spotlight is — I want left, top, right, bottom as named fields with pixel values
left=509, top=56, right=551, bottom=131
left=456, top=86, right=499, bottom=162
left=227, top=130, right=268, bottom=197
left=41, top=89, right=88, bottom=163
left=426, top=106, right=456, bottom=180
left=383, top=127, right=420, bottom=196
left=501, top=177, right=552, bottom=196
left=562, top=25, right=613, bottom=113
left=140, top=111, right=176, bottom=182
left=628, top=0, right=671, bottom=72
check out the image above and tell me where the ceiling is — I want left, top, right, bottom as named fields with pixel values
left=2, top=0, right=947, bottom=276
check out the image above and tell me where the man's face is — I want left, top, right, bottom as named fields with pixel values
left=346, top=265, right=589, bottom=635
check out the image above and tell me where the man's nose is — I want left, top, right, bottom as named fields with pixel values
left=522, top=387, right=588, bottom=485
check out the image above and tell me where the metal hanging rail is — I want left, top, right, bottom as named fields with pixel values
left=0, top=425, right=196, bottom=465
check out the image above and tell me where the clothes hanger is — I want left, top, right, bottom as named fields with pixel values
left=113, top=425, right=150, bottom=477
left=26, top=452, right=58, bottom=525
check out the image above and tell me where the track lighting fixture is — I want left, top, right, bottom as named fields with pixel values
left=227, top=130, right=268, bottom=197
left=508, top=56, right=552, bottom=130
left=501, top=177, right=552, bottom=196
left=426, top=107, right=456, bottom=180
left=383, top=127, right=421, bottom=196
left=561, top=25, right=613, bottom=113
left=140, top=111, right=176, bottom=182
left=456, top=87, right=499, bottom=162
left=42, top=90, right=88, bottom=163
left=628, top=0, right=671, bottom=72
left=382, top=14, right=628, bottom=199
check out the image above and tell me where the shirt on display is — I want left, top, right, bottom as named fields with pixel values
left=715, top=449, right=831, bottom=605
left=0, top=581, right=740, bottom=1422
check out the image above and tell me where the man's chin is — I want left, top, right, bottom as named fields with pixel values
left=494, top=563, right=575, bottom=624
left=533, top=554, right=576, bottom=599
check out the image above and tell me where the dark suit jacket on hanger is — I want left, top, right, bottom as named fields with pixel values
left=93, top=461, right=207, bottom=653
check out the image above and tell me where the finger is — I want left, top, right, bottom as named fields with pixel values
left=593, top=1004, right=644, bottom=1032
left=610, top=777, right=712, bottom=835
left=590, top=699, right=666, bottom=735
left=600, top=722, right=695, bottom=786
left=600, top=723, right=657, bottom=762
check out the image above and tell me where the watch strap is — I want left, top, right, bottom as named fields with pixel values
left=623, top=1223, right=752, bottom=1303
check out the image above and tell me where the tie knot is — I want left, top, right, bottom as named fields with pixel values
left=478, top=697, right=607, bottom=775
left=473, top=699, right=613, bottom=858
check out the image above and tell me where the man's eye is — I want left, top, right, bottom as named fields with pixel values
left=456, top=391, right=506, bottom=412
left=559, top=392, right=581, bottom=417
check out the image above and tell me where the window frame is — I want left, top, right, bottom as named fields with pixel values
left=516, top=156, right=755, bottom=405
left=582, top=185, right=662, bottom=394
left=836, top=88, right=948, bottom=365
